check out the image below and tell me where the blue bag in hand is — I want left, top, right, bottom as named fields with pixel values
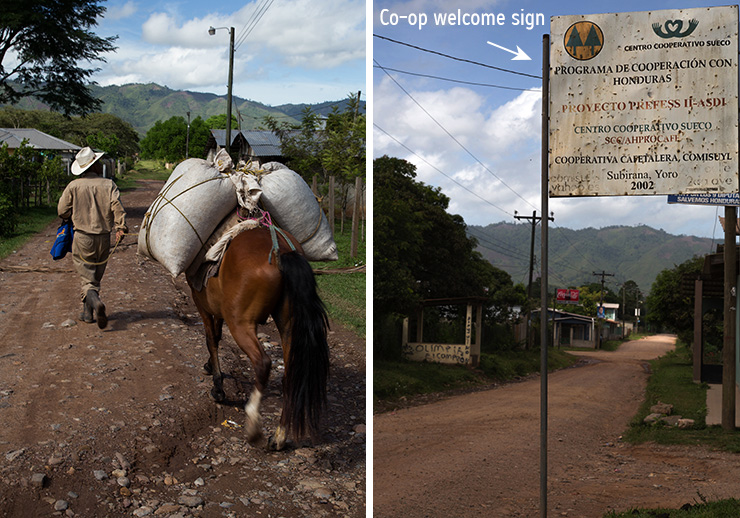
left=50, top=220, right=74, bottom=260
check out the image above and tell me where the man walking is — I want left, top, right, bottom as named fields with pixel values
left=58, top=147, right=127, bottom=328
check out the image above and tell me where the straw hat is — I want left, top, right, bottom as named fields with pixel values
left=71, top=146, right=105, bottom=175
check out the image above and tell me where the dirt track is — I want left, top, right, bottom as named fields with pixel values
left=374, top=336, right=740, bottom=517
left=0, top=180, right=365, bottom=517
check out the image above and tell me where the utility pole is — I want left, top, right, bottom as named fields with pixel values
left=593, top=270, right=614, bottom=349
left=186, top=111, right=190, bottom=158
left=515, top=210, right=554, bottom=349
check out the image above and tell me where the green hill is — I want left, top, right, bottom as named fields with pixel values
left=469, top=222, right=715, bottom=293
left=5, top=82, right=364, bottom=136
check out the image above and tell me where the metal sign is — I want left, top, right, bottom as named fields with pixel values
left=667, top=192, right=740, bottom=206
left=550, top=6, right=739, bottom=197
left=556, top=288, right=580, bottom=304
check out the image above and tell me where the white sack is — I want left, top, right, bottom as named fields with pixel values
left=257, top=162, right=338, bottom=262
left=138, top=158, right=237, bottom=276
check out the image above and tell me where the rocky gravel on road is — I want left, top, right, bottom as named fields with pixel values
left=0, top=180, right=366, bottom=517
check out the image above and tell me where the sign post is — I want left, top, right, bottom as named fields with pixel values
left=544, top=5, right=739, bottom=514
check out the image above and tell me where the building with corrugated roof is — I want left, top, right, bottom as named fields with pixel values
left=204, top=129, right=287, bottom=165
left=0, top=128, right=81, bottom=175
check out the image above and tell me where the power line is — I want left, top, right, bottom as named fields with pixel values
left=374, top=34, right=541, bottom=80
left=372, top=65, right=538, bottom=92
left=374, top=123, right=513, bottom=217
left=375, top=60, right=538, bottom=212
left=234, top=0, right=276, bottom=51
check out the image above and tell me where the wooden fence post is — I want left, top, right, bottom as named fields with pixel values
left=350, top=176, right=362, bottom=258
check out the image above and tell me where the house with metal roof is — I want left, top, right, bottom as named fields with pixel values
left=0, top=128, right=81, bottom=175
left=205, top=130, right=285, bottom=165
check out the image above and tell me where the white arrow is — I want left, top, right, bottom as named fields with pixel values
left=486, top=41, right=531, bottom=60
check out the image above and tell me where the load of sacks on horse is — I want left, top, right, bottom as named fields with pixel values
left=137, top=149, right=337, bottom=451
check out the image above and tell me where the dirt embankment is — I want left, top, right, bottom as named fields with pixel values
left=0, top=180, right=366, bottom=518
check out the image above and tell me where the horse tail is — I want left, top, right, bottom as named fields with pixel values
left=278, top=250, right=330, bottom=440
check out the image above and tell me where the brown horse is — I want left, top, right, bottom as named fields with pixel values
left=188, top=226, right=330, bottom=450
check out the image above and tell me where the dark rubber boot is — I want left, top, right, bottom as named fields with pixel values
left=79, top=301, right=94, bottom=323
left=86, top=291, right=107, bottom=329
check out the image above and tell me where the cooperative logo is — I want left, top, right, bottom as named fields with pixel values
left=564, top=21, right=604, bottom=61
left=652, top=19, right=699, bottom=39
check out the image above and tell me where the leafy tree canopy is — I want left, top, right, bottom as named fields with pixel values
left=0, top=0, right=117, bottom=115
left=374, top=155, right=521, bottom=320
left=204, top=114, right=238, bottom=130
left=139, top=115, right=209, bottom=162
left=262, top=92, right=365, bottom=185
left=645, top=256, right=703, bottom=343
left=0, top=108, right=139, bottom=158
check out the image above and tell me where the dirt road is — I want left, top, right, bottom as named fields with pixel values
left=0, top=180, right=365, bottom=517
left=374, top=336, right=740, bottom=517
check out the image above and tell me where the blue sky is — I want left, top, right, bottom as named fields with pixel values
left=372, top=0, right=735, bottom=239
left=91, top=0, right=365, bottom=106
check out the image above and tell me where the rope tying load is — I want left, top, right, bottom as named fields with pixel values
left=139, top=150, right=338, bottom=277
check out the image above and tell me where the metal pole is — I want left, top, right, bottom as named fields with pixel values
left=186, top=111, right=190, bottom=158
left=226, top=27, right=235, bottom=155
left=540, top=33, right=550, bottom=518
left=723, top=205, right=737, bottom=430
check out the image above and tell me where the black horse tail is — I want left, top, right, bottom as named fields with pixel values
left=278, top=250, right=330, bottom=440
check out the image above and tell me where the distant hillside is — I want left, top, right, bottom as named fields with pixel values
left=469, top=222, right=715, bottom=293
left=5, top=82, right=364, bottom=136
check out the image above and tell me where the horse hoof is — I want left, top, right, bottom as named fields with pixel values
left=246, top=428, right=264, bottom=445
left=210, top=387, right=225, bottom=402
left=203, top=362, right=213, bottom=375
left=267, top=434, right=289, bottom=451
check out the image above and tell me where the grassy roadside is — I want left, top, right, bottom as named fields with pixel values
left=605, top=499, right=740, bottom=517
left=603, top=340, right=740, bottom=517
left=374, top=348, right=577, bottom=412
left=622, top=340, right=740, bottom=452
left=0, top=206, right=59, bottom=260
left=0, top=161, right=172, bottom=261
left=313, top=229, right=366, bottom=337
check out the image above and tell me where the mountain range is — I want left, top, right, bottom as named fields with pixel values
left=468, top=222, right=716, bottom=294
left=12, top=82, right=363, bottom=136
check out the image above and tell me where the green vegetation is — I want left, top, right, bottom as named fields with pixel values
left=604, top=499, right=740, bottom=517
left=115, top=160, right=172, bottom=191
left=0, top=1, right=116, bottom=116
left=645, top=257, right=705, bottom=344
left=374, top=156, right=525, bottom=361
left=139, top=116, right=210, bottom=162
left=0, top=108, right=140, bottom=158
left=314, top=229, right=366, bottom=337
left=0, top=205, right=58, bottom=259
left=471, top=222, right=712, bottom=296
left=374, top=348, right=576, bottom=411
left=622, top=340, right=740, bottom=452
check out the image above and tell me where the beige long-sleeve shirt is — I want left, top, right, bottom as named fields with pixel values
left=57, top=172, right=127, bottom=235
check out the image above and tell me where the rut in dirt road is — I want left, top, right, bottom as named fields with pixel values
left=374, top=335, right=740, bottom=518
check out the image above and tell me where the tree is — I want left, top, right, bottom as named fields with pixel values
left=204, top=114, right=238, bottom=130
left=374, top=156, right=521, bottom=358
left=322, top=92, right=366, bottom=227
left=0, top=108, right=139, bottom=158
left=139, top=115, right=210, bottom=162
left=645, top=256, right=703, bottom=343
left=0, top=1, right=117, bottom=115
left=263, top=107, right=324, bottom=180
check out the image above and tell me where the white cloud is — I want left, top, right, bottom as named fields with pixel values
left=139, top=0, right=364, bottom=69
left=105, top=1, right=138, bottom=21
left=374, top=76, right=545, bottom=223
